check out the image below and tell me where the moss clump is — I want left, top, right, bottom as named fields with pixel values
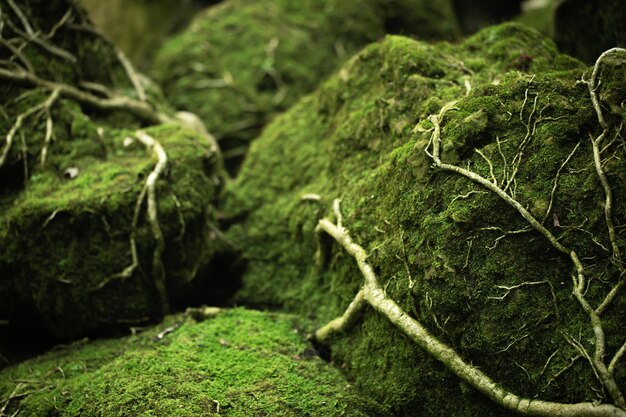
left=152, top=0, right=460, bottom=170
left=222, top=23, right=626, bottom=415
left=0, top=308, right=389, bottom=416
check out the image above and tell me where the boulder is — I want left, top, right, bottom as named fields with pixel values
left=222, top=23, right=626, bottom=415
left=0, top=0, right=224, bottom=341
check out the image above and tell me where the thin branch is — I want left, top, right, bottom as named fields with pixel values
left=608, top=341, right=626, bottom=376
left=0, top=68, right=169, bottom=124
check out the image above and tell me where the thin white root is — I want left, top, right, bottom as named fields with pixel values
left=608, top=340, right=626, bottom=376
left=135, top=130, right=169, bottom=315
left=587, top=48, right=626, bottom=267
left=93, top=132, right=170, bottom=316
left=0, top=87, right=60, bottom=168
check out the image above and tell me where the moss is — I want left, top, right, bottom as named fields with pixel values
left=0, top=0, right=226, bottom=342
left=0, top=308, right=389, bottom=416
left=0, top=123, right=220, bottom=340
left=222, top=23, right=625, bottom=415
left=151, top=0, right=460, bottom=171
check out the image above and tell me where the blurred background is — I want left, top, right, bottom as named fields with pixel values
left=79, top=0, right=625, bottom=67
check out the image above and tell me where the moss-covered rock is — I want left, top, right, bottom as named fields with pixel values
left=152, top=0, right=460, bottom=171
left=0, top=308, right=389, bottom=416
left=0, top=0, right=225, bottom=341
left=222, top=23, right=626, bottom=415
left=0, top=123, right=221, bottom=340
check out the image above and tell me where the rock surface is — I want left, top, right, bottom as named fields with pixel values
left=0, top=0, right=224, bottom=340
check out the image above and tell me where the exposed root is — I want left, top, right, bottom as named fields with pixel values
left=313, top=199, right=626, bottom=417
left=0, top=68, right=168, bottom=125
left=93, top=132, right=169, bottom=315
left=312, top=48, right=626, bottom=416
left=313, top=289, right=366, bottom=343
left=0, top=87, right=60, bottom=168
left=609, top=341, right=626, bottom=376
left=422, top=53, right=626, bottom=409
left=135, top=130, right=169, bottom=316
left=585, top=48, right=626, bottom=268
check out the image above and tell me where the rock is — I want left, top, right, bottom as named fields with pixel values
left=0, top=0, right=226, bottom=341
left=0, top=308, right=390, bottom=417
left=151, top=0, right=460, bottom=172
left=222, top=23, right=626, bottom=415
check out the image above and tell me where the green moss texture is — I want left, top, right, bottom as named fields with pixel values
left=151, top=0, right=460, bottom=168
left=0, top=308, right=389, bottom=416
left=222, top=23, right=626, bottom=415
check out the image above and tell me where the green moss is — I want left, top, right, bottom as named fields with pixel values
left=152, top=0, right=460, bottom=170
left=0, top=0, right=225, bottom=341
left=0, top=308, right=389, bottom=416
left=222, top=23, right=625, bottom=415
left=0, top=122, right=221, bottom=340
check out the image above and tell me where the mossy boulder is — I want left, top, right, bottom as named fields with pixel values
left=0, top=124, right=221, bottom=340
left=0, top=0, right=224, bottom=341
left=222, top=23, right=626, bottom=415
left=0, top=308, right=389, bottom=416
left=152, top=0, right=460, bottom=170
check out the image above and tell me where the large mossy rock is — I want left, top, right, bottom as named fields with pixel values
left=0, top=0, right=224, bottom=340
left=222, top=23, right=626, bottom=415
left=152, top=0, right=460, bottom=169
left=0, top=308, right=389, bottom=416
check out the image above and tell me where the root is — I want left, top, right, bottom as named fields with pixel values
left=313, top=48, right=626, bottom=416
left=0, top=87, right=60, bottom=168
left=585, top=48, right=626, bottom=268
left=0, top=68, right=168, bottom=125
left=93, top=131, right=169, bottom=316
left=313, top=199, right=626, bottom=417
left=135, top=130, right=169, bottom=316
